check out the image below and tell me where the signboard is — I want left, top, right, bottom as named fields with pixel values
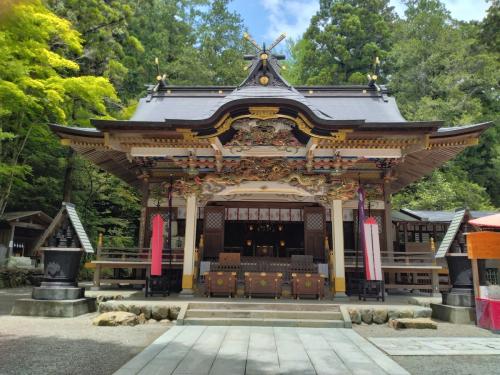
left=435, top=209, right=466, bottom=258
left=467, top=232, right=500, bottom=259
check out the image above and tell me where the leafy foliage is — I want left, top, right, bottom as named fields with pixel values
left=0, top=0, right=498, bottom=252
left=0, top=0, right=117, bottom=217
left=287, top=0, right=498, bottom=210
left=285, top=0, right=396, bottom=85
left=388, top=0, right=500, bottom=208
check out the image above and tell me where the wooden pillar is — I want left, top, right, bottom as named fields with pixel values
left=331, top=199, right=347, bottom=297
left=93, top=265, right=101, bottom=289
left=138, top=179, right=149, bottom=250
left=7, top=224, right=15, bottom=257
left=180, top=193, right=197, bottom=296
left=383, top=181, right=394, bottom=255
left=430, top=237, right=442, bottom=298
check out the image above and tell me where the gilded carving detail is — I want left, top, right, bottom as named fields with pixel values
left=226, top=118, right=301, bottom=150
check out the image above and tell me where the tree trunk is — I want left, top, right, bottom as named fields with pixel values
left=62, top=148, right=76, bottom=203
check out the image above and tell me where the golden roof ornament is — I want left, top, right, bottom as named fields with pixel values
left=241, top=32, right=288, bottom=87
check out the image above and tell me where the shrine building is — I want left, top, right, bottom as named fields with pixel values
left=50, top=35, right=490, bottom=296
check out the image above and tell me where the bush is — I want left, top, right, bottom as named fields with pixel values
left=0, top=268, right=43, bottom=288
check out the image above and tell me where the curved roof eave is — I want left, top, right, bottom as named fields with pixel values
left=50, top=124, right=103, bottom=138
left=432, top=122, right=492, bottom=137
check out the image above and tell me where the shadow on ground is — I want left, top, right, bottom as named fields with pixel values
left=0, top=334, right=143, bottom=375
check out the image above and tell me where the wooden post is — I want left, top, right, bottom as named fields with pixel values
left=7, top=224, right=15, bottom=257
left=138, top=179, right=149, bottom=250
left=430, top=237, right=442, bottom=298
left=383, top=181, right=394, bottom=257
left=471, top=259, right=480, bottom=299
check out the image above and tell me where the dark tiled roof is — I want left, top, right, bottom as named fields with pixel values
left=399, top=209, right=498, bottom=223
left=129, top=85, right=406, bottom=123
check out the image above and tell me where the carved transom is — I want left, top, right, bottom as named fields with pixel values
left=226, top=118, right=301, bottom=148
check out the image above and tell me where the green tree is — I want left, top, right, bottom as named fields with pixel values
left=392, top=165, right=494, bottom=210
left=389, top=0, right=500, bottom=207
left=197, top=0, right=247, bottom=85
left=45, top=0, right=143, bottom=97
left=0, top=0, right=117, bottom=217
left=286, top=0, right=396, bottom=85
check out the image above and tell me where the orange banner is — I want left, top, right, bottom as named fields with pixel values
left=467, top=232, right=500, bottom=259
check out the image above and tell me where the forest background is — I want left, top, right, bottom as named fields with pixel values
left=0, top=0, right=498, bottom=247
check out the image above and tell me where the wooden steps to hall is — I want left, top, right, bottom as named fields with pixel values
left=177, top=302, right=349, bottom=328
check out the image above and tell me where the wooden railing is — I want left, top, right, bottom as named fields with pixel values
left=96, top=247, right=185, bottom=263
left=344, top=250, right=438, bottom=267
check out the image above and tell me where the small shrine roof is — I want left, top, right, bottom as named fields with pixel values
left=399, top=209, right=497, bottom=223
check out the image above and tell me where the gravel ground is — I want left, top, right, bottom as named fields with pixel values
left=354, top=322, right=500, bottom=375
left=0, top=287, right=170, bottom=375
left=0, top=313, right=170, bottom=375
left=2, top=286, right=499, bottom=375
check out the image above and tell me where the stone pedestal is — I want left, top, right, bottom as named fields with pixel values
left=11, top=298, right=96, bottom=318
left=444, top=288, right=475, bottom=307
left=12, top=248, right=94, bottom=317
left=32, top=285, right=84, bottom=300
left=430, top=303, right=475, bottom=324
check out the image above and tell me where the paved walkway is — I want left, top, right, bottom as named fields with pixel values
left=114, top=326, right=409, bottom=375
left=370, top=337, right=500, bottom=356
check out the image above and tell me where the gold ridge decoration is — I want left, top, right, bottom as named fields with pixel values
left=248, top=106, right=280, bottom=120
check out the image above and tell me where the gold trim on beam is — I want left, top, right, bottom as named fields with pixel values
left=248, top=106, right=280, bottom=120
left=428, top=137, right=479, bottom=149
left=193, top=108, right=353, bottom=141
left=177, top=128, right=197, bottom=141
left=60, top=138, right=71, bottom=146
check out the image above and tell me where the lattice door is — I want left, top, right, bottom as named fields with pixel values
left=304, top=207, right=326, bottom=261
left=203, top=206, right=225, bottom=259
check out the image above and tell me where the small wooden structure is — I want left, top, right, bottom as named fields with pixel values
left=0, top=211, right=52, bottom=261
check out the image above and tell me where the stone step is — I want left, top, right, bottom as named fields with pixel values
left=187, top=302, right=341, bottom=312
left=182, top=317, right=347, bottom=328
left=185, top=308, right=343, bottom=320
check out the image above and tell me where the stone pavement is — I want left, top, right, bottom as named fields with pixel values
left=114, top=326, right=409, bottom=375
left=370, top=337, right=500, bottom=356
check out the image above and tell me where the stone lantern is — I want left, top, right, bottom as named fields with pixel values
left=11, top=203, right=95, bottom=317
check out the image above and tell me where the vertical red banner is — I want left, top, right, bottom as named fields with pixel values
left=151, top=214, right=164, bottom=276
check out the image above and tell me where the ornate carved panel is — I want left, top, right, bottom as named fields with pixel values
left=226, top=118, right=302, bottom=149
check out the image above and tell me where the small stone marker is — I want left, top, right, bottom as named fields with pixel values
left=388, top=318, right=437, bottom=330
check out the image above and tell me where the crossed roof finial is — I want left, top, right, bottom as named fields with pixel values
left=243, top=32, right=286, bottom=56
